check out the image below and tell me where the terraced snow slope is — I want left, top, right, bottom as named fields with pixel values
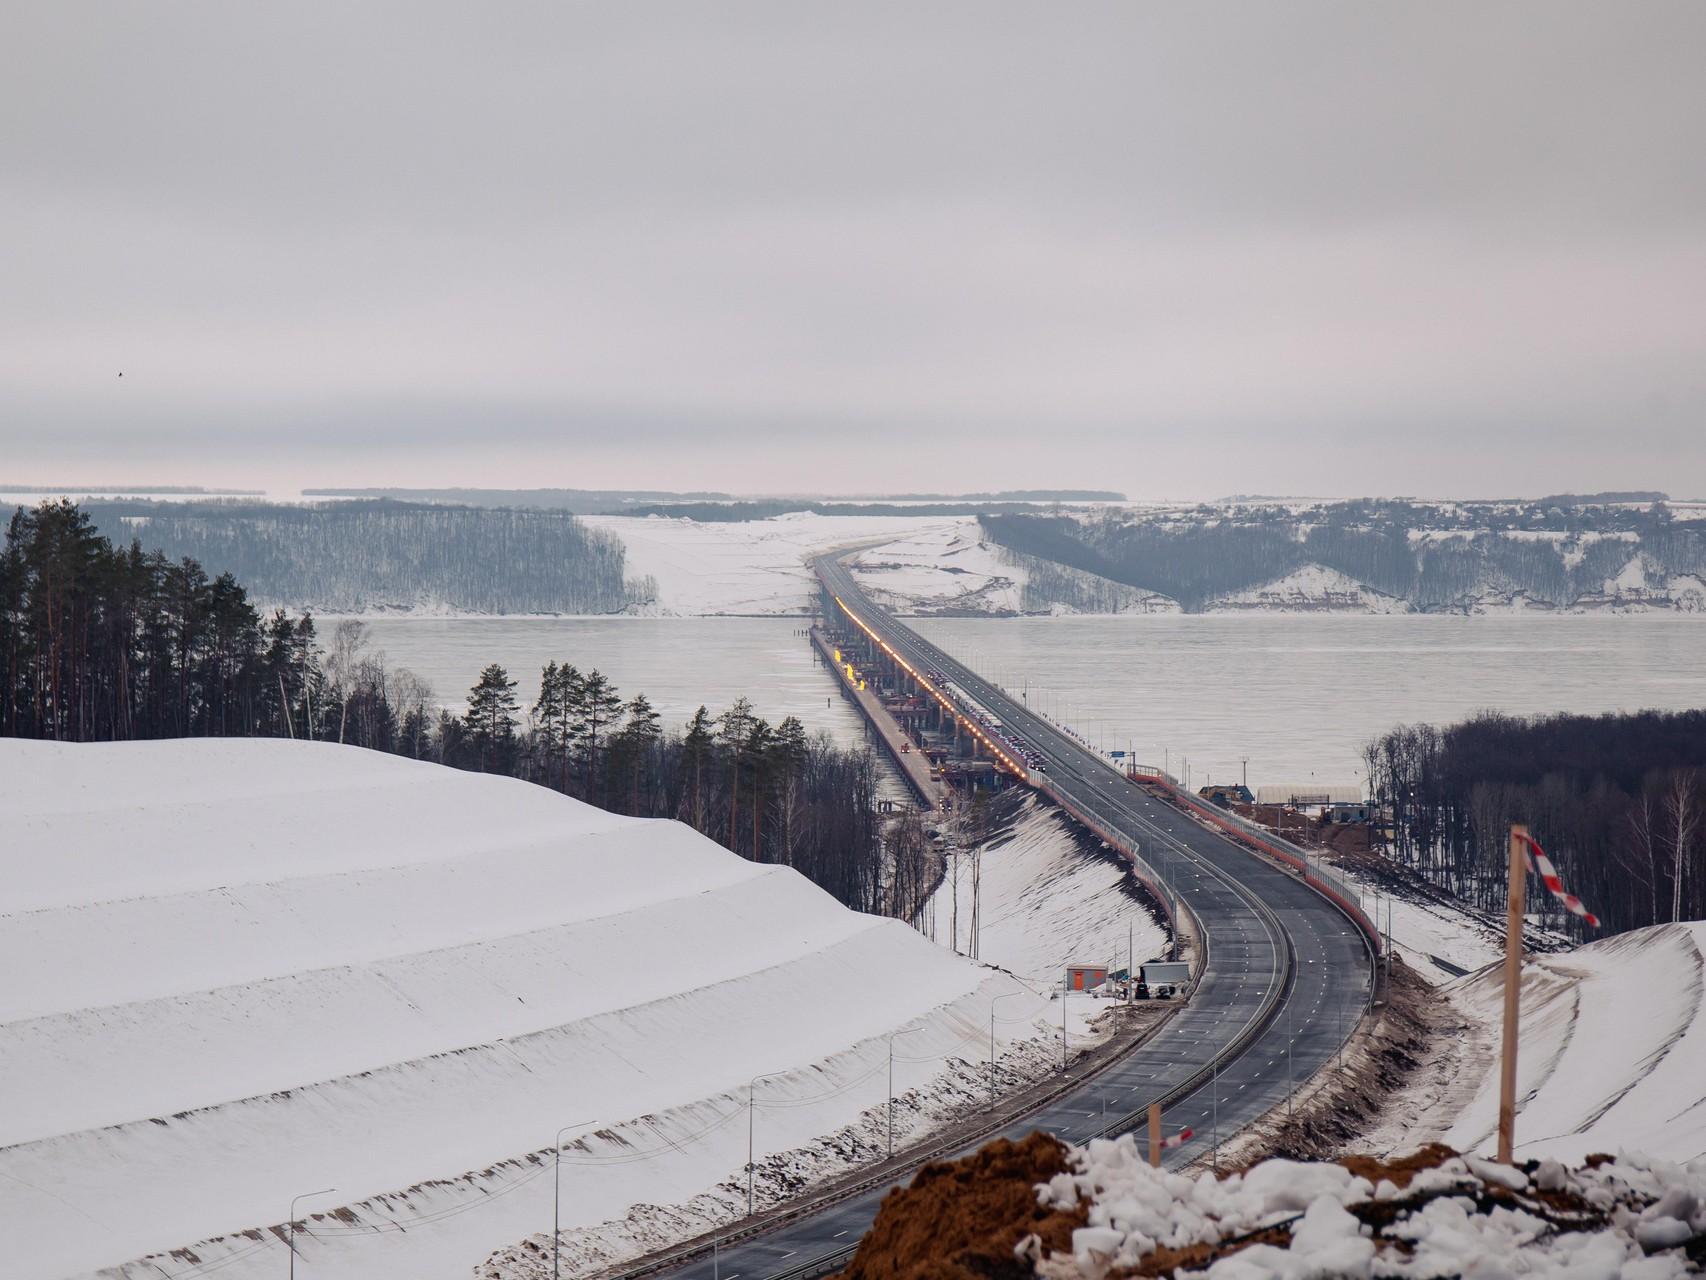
left=1371, top=922, right=1706, bottom=1165
left=0, top=740, right=1050, bottom=1280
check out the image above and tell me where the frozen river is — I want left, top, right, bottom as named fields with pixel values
left=914, top=614, right=1706, bottom=789
left=352, top=614, right=1704, bottom=791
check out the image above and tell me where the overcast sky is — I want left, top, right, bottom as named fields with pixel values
left=4, top=3, right=1704, bottom=500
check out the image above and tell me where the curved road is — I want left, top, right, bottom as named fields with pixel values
left=658, top=559, right=1373, bottom=1280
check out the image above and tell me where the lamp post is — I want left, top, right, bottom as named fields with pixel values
left=553, top=1122, right=599, bottom=1280
left=1061, top=972, right=1069, bottom=1072
left=888, top=1027, right=924, bottom=1158
left=747, top=1070, right=788, bottom=1216
left=990, top=991, right=1025, bottom=1108
left=1211, top=1051, right=1220, bottom=1174
left=288, top=1187, right=337, bottom=1280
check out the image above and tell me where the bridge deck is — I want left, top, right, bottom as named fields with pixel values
left=810, top=624, right=944, bottom=807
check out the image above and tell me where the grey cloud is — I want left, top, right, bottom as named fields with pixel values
left=3, top=2, right=1704, bottom=498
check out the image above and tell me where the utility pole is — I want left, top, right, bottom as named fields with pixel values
left=1211, top=1053, right=1220, bottom=1173
left=1060, top=972, right=1068, bottom=1072
left=1286, top=983, right=1294, bottom=1119
left=970, top=841, right=982, bottom=962
left=1497, top=824, right=1529, bottom=1164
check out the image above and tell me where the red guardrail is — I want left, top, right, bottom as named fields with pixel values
left=1138, top=774, right=1382, bottom=950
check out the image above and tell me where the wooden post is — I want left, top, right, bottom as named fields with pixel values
left=1147, top=1102, right=1162, bottom=1167
left=1497, top=823, right=1528, bottom=1164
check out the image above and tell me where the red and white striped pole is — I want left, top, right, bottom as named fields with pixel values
left=1498, top=826, right=1599, bottom=1163
left=1146, top=1103, right=1192, bottom=1166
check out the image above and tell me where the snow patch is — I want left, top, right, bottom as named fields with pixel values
left=1206, top=565, right=1410, bottom=614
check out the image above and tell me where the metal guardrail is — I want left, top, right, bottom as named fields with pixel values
left=721, top=559, right=1362, bottom=1280
left=754, top=832, right=1298, bottom=1280
left=1137, top=773, right=1384, bottom=952
left=601, top=993, right=1191, bottom=1280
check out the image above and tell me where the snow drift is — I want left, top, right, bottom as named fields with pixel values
left=1442, top=922, right=1706, bottom=1165
left=0, top=740, right=1052, bottom=1280
left=1366, top=921, right=1706, bottom=1168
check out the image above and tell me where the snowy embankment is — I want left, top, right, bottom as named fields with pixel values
left=0, top=740, right=1060, bottom=1280
left=928, top=795, right=1169, bottom=987
left=1365, top=922, right=1706, bottom=1168
left=922, top=795, right=1170, bottom=1047
left=1320, top=859, right=1508, bottom=983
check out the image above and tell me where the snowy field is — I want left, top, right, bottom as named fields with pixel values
left=0, top=740, right=1063, bottom=1280
left=582, top=512, right=961, bottom=615
left=845, top=522, right=1029, bottom=614
left=1367, top=922, right=1706, bottom=1167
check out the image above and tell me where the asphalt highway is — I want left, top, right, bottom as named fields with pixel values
left=654, top=560, right=1374, bottom=1280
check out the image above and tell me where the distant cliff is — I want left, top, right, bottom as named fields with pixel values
left=980, top=500, right=1706, bottom=614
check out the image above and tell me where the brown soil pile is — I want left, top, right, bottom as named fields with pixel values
left=836, top=1132, right=1084, bottom=1280
left=1338, top=1142, right=1462, bottom=1191
left=836, top=1131, right=1669, bottom=1280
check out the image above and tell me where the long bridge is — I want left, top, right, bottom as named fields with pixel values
left=652, top=552, right=1379, bottom=1280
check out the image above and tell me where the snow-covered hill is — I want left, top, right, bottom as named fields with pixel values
left=585, top=513, right=1170, bottom=617
left=1205, top=564, right=1411, bottom=614
left=1367, top=922, right=1706, bottom=1166
left=582, top=511, right=957, bottom=614
left=848, top=524, right=1174, bottom=617
left=0, top=740, right=1055, bottom=1280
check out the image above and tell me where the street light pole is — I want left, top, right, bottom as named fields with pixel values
left=889, top=1027, right=924, bottom=1158
left=1211, top=1052, right=1220, bottom=1174
left=288, top=1187, right=337, bottom=1280
left=747, top=1070, right=788, bottom=1216
left=990, top=991, right=1025, bottom=1108
left=1060, top=971, right=1069, bottom=1072
left=553, top=1122, right=598, bottom=1280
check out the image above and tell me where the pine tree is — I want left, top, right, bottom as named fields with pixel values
left=614, top=693, right=662, bottom=813
left=463, top=663, right=519, bottom=773
left=744, top=716, right=774, bottom=862
left=682, top=705, right=715, bottom=831
left=575, top=669, right=624, bottom=800
left=772, top=716, right=809, bottom=866
left=719, top=697, right=757, bottom=852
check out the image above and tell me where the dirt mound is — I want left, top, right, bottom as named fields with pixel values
left=1338, top=1142, right=1461, bottom=1189
left=837, top=1132, right=1083, bottom=1280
